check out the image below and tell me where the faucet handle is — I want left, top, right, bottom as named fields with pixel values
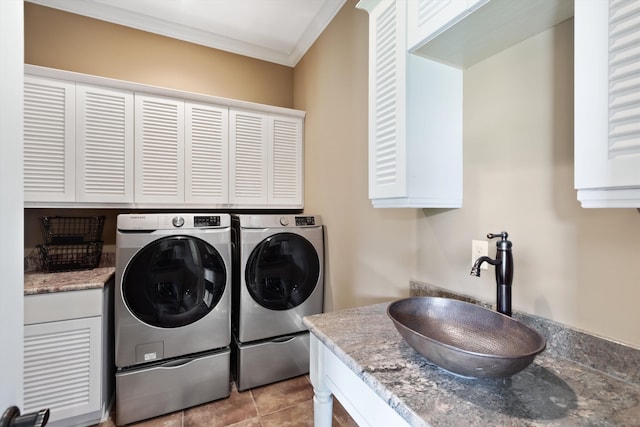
left=487, top=232, right=511, bottom=250
left=487, top=232, right=508, bottom=241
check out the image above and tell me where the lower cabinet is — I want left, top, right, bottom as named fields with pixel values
left=23, top=286, right=113, bottom=427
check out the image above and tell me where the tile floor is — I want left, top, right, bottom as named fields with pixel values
left=95, top=375, right=358, bottom=427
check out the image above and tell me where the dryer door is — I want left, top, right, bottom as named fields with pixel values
left=123, top=236, right=227, bottom=328
left=246, top=232, right=320, bottom=310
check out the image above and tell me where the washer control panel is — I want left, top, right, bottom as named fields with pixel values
left=194, top=215, right=221, bottom=227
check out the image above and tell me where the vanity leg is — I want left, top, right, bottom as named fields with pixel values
left=309, top=334, right=333, bottom=427
left=313, top=387, right=333, bottom=427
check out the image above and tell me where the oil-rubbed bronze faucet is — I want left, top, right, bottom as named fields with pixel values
left=470, top=232, right=513, bottom=316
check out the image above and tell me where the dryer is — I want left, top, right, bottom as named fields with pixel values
left=232, top=214, right=324, bottom=391
left=115, top=213, right=231, bottom=425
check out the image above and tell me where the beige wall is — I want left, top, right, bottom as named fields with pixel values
left=24, top=2, right=293, bottom=108
left=296, top=3, right=640, bottom=347
left=294, top=1, right=418, bottom=312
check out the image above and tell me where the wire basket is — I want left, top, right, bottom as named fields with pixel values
left=37, top=241, right=104, bottom=272
left=40, top=216, right=105, bottom=245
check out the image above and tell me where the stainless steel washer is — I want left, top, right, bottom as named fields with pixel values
left=232, top=214, right=324, bottom=390
left=115, top=213, right=231, bottom=425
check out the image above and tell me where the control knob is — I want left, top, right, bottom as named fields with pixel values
left=279, top=217, right=289, bottom=226
left=172, top=216, right=185, bottom=228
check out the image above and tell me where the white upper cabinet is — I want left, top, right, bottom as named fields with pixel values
left=574, top=0, right=640, bottom=208
left=229, top=109, right=269, bottom=205
left=407, top=0, right=483, bottom=50
left=359, top=0, right=463, bottom=208
left=185, top=102, right=229, bottom=204
left=24, top=75, right=76, bottom=202
left=134, top=94, right=185, bottom=204
left=269, top=114, right=303, bottom=206
left=229, top=110, right=303, bottom=208
left=408, top=0, right=573, bottom=69
left=76, top=84, right=134, bottom=203
left=24, top=65, right=305, bottom=209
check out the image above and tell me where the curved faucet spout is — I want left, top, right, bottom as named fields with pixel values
left=470, top=256, right=500, bottom=277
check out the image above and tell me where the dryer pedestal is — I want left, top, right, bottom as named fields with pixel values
left=233, top=332, right=310, bottom=391
left=116, top=348, right=230, bottom=426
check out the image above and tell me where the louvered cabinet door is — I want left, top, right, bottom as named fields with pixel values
left=268, top=115, right=303, bottom=207
left=185, top=102, right=229, bottom=204
left=575, top=0, right=640, bottom=207
left=23, top=317, right=102, bottom=424
left=368, top=0, right=407, bottom=199
left=76, top=84, right=134, bottom=203
left=229, top=109, right=268, bottom=205
left=134, top=94, right=185, bottom=204
left=24, top=76, right=75, bottom=202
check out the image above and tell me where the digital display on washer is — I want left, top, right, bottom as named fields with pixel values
left=194, top=215, right=220, bottom=227
left=295, top=216, right=315, bottom=226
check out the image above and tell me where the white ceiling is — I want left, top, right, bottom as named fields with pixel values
left=26, top=0, right=347, bottom=67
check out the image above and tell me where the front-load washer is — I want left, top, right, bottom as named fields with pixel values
left=115, top=213, right=232, bottom=425
left=232, top=214, right=324, bottom=390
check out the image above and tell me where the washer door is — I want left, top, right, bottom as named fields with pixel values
left=246, top=232, right=320, bottom=310
left=123, top=236, right=227, bottom=328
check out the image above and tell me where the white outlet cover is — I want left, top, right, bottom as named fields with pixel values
left=471, top=240, right=489, bottom=270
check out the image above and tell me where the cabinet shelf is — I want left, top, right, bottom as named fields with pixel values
left=410, top=0, right=574, bottom=69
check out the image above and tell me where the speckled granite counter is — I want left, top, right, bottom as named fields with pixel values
left=24, top=267, right=115, bottom=295
left=304, top=283, right=640, bottom=426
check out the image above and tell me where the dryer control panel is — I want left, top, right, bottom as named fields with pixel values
left=195, top=215, right=221, bottom=227
left=295, top=216, right=316, bottom=226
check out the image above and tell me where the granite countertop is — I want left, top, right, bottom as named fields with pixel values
left=24, top=267, right=115, bottom=295
left=304, top=290, right=640, bottom=426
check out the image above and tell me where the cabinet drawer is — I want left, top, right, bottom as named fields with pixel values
left=25, top=288, right=103, bottom=325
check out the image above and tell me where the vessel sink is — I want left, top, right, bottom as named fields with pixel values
left=387, top=297, right=546, bottom=378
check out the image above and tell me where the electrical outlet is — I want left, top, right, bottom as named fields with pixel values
left=471, top=240, right=489, bottom=270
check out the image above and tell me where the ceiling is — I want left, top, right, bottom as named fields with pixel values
left=25, top=0, right=348, bottom=67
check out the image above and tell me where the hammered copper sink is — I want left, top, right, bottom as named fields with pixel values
left=387, top=297, right=546, bottom=378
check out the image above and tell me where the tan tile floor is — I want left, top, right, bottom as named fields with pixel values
left=96, top=375, right=358, bottom=427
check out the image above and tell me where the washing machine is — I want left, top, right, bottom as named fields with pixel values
left=232, top=214, right=324, bottom=391
left=115, top=213, right=232, bottom=425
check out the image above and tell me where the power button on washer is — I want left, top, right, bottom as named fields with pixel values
left=172, top=216, right=185, bottom=227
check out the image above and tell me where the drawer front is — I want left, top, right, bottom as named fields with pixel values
left=235, top=333, right=310, bottom=391
left=25, top=289, right=103, bottom=325
left=116, top=348, right=230, bottom=425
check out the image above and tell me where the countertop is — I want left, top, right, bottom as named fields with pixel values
left=303, top=292, right=640, bottom=426
left=24, top=267, right=115, bottom=295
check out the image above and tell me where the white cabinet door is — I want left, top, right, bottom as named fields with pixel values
left=134, top=94, right=185, bottom=204
left=23, top=76, right=75, bottom=202
left=361, top=0, right=463, bottom=208
left=23, top=316, right=102, bottom=424
left=185, top=102, right=229, bottom=204
left=229, top=109, right=268, bottom=205
left=368, top=0, right=407, bottom=200
left=269, top=115, right=303, bottom=206
left=575, top=0, right=640, bottom=208
left=76, top=84, right=134, bottom=203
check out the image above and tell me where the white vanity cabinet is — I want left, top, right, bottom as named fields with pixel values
left=23, top=287, right=113, bottom=427
left=229, top=109, right=303, bottom=208
left=358, top=0, right=463, bottom=208
left=574, top=0, right=640, bottom=208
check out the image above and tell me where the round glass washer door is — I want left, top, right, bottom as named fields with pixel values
left=246, top=232, right=320, bottom=310
left=123, top=236, right=227, bottom=328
